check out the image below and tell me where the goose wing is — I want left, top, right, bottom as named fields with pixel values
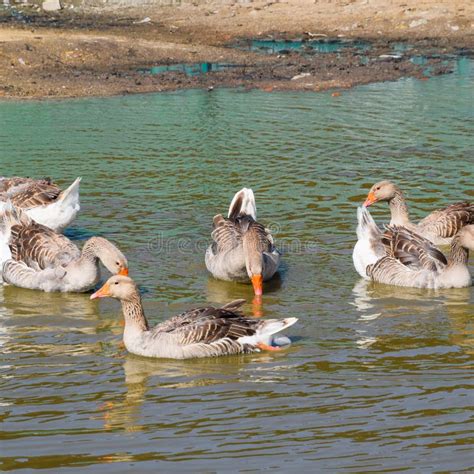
left=10, top=223, right=80, bottom=269
left=0, top=177, right=62, bottom=209
left=209, top=214, right=243, bottom=254
left=381, top=225, right=447, bottom=271
left=152, top=299, right=259, bottom=345
left=418, top=202, right=474, bottom=238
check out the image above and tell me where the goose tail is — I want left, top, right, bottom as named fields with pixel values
left=58, top=177, right=81, bottom=209
left=239, top=317, right=298, bottom=349
left=27, top=177, right=81, bottom=232
left=353, top=206, right=383, bottom=279
left=228, top=188, right=257, bottom=221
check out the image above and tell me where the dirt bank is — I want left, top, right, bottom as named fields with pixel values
left=0, top=0, right=472, bottom=99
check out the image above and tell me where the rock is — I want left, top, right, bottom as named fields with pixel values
left=409, top=18, right=428, bottom=28
left=42, top=0, right=61, bottom=12
left=133, top=17, right=151, bottom=24
left=291, top=72, right=311, bottom=81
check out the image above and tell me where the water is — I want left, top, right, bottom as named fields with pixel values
left=0, top=58, right=473, bottom=472
left=238, top=38, right=371, bottom=54
left=139, top=62, right=248, bottom=77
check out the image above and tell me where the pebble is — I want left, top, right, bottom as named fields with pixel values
left=409, top=18, right=428, bottom=28
left=42, top=0, right=61, bottom=12
left=291, top=72, right=311, bottom=81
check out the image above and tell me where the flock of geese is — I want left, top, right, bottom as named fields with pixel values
left=0, top=176, right=472, bottom=359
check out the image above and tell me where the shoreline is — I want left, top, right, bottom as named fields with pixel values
left=0, top=1, right=472, bottom=100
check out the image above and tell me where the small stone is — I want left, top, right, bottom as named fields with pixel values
left=291, top=72, right=311, bottom=81
left=409, top=18, right=428, bottom=28
left=42, top=0, right=61, bottom=11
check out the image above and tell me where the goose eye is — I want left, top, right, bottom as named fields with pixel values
left=114, top=282, right=119, bottom=285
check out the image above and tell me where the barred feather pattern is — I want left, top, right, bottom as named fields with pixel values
left=0, top=177, right=62, bottom=209
left=388, top=191, right=474, bottom=243
left=417, top=202, right=474, bottom=239
left=210, top=215, right=272, bottom=254
left=10, top=223, right=80, bottom=270
left=2, top=260, right=67, bottom=291
left=367, top=256, right=436, bottom=288
left=367, top=225, right=474, bottom=289
left=381, top=225, right=447, bottom=271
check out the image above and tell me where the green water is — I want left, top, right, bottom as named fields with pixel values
left=238, top=38, right=371, bottom=54
left=139, top=62, right=246, bottom=77
left=0, top=58, right=473, bottom=472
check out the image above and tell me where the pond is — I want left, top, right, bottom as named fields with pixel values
left=236, top=38, right=371, bottom=54
left=0, top=58, right=472, bottom=471
left=138, top=62, right=249, bottom=77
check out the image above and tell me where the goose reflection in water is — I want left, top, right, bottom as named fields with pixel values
left=443, top=288, right=474, bottom=355
left=99, top=352, right=275, bottom=432
left=351, top=278, right=473, bottom=353
left=99, top=338, right=295, bottom=432
left=205, top=273, right=283, bottom=318
left=0, top=285, right=107, bottom=355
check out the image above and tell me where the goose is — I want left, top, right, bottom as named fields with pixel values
left=366, top=225, right=474, bottom=289
left=354, top=207, right=474, bottom=288
left=0, top=202, right=128, bottom=292
left=363, top=180, right=474, bottom=245
left=0, top=176, right=81, bottom=232
left=205, top=188, right=280, bottom=296
left=90, top=275, right=298, bottom=359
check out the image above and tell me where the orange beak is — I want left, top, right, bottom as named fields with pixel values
left=118, top=267, right=129, bottom=276
left=251, top=274, right=263, bottom=296
left=90, top=281, right=111, bottom=300
left=363, top=191, right=377, bottom=207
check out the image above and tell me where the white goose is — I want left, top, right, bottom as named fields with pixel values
left=205, top=188, right=281, bottom=296
left=353, top=206, right=474, bottom=289
left=0, top=203, right=128, bottom=292
left=91, top=275, right=298, bottom=359
left=0, top=176, right=81, bottom=232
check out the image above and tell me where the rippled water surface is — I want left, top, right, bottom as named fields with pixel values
left=0, top=59, right=473, bottom=472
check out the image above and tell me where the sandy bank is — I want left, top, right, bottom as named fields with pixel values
left=0, top=0, right=472, bottom=99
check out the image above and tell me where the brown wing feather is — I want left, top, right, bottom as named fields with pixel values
left=418, top=202, right=474, bottom=238
left=243, top=218, right=274, bottom=253
left=0, top=177, right=61, bottom=209
left=151, top=300, right=259, bottom=346
left=210, top=214, right=243, bottom=253
left=9, top=220, right=80, bottom=270
left=382, top=225, right=447, bottom=271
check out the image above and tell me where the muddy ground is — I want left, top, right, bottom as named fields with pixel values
left=0, top=0, right=472, bottom=99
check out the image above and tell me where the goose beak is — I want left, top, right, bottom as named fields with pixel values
left=90, top=282, right=111, bottom=300
left=118, top=267, right=129, bottom=276
left=363, top=191, right=377, bottom=207
left=251, top=274, right=263, bottom=296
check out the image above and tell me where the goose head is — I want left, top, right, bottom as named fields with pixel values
left=91, top=237, right=129, bottom=276
left=90, top=275, right=136, bottom=300
left=364, top=180, right=400, bottom=207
